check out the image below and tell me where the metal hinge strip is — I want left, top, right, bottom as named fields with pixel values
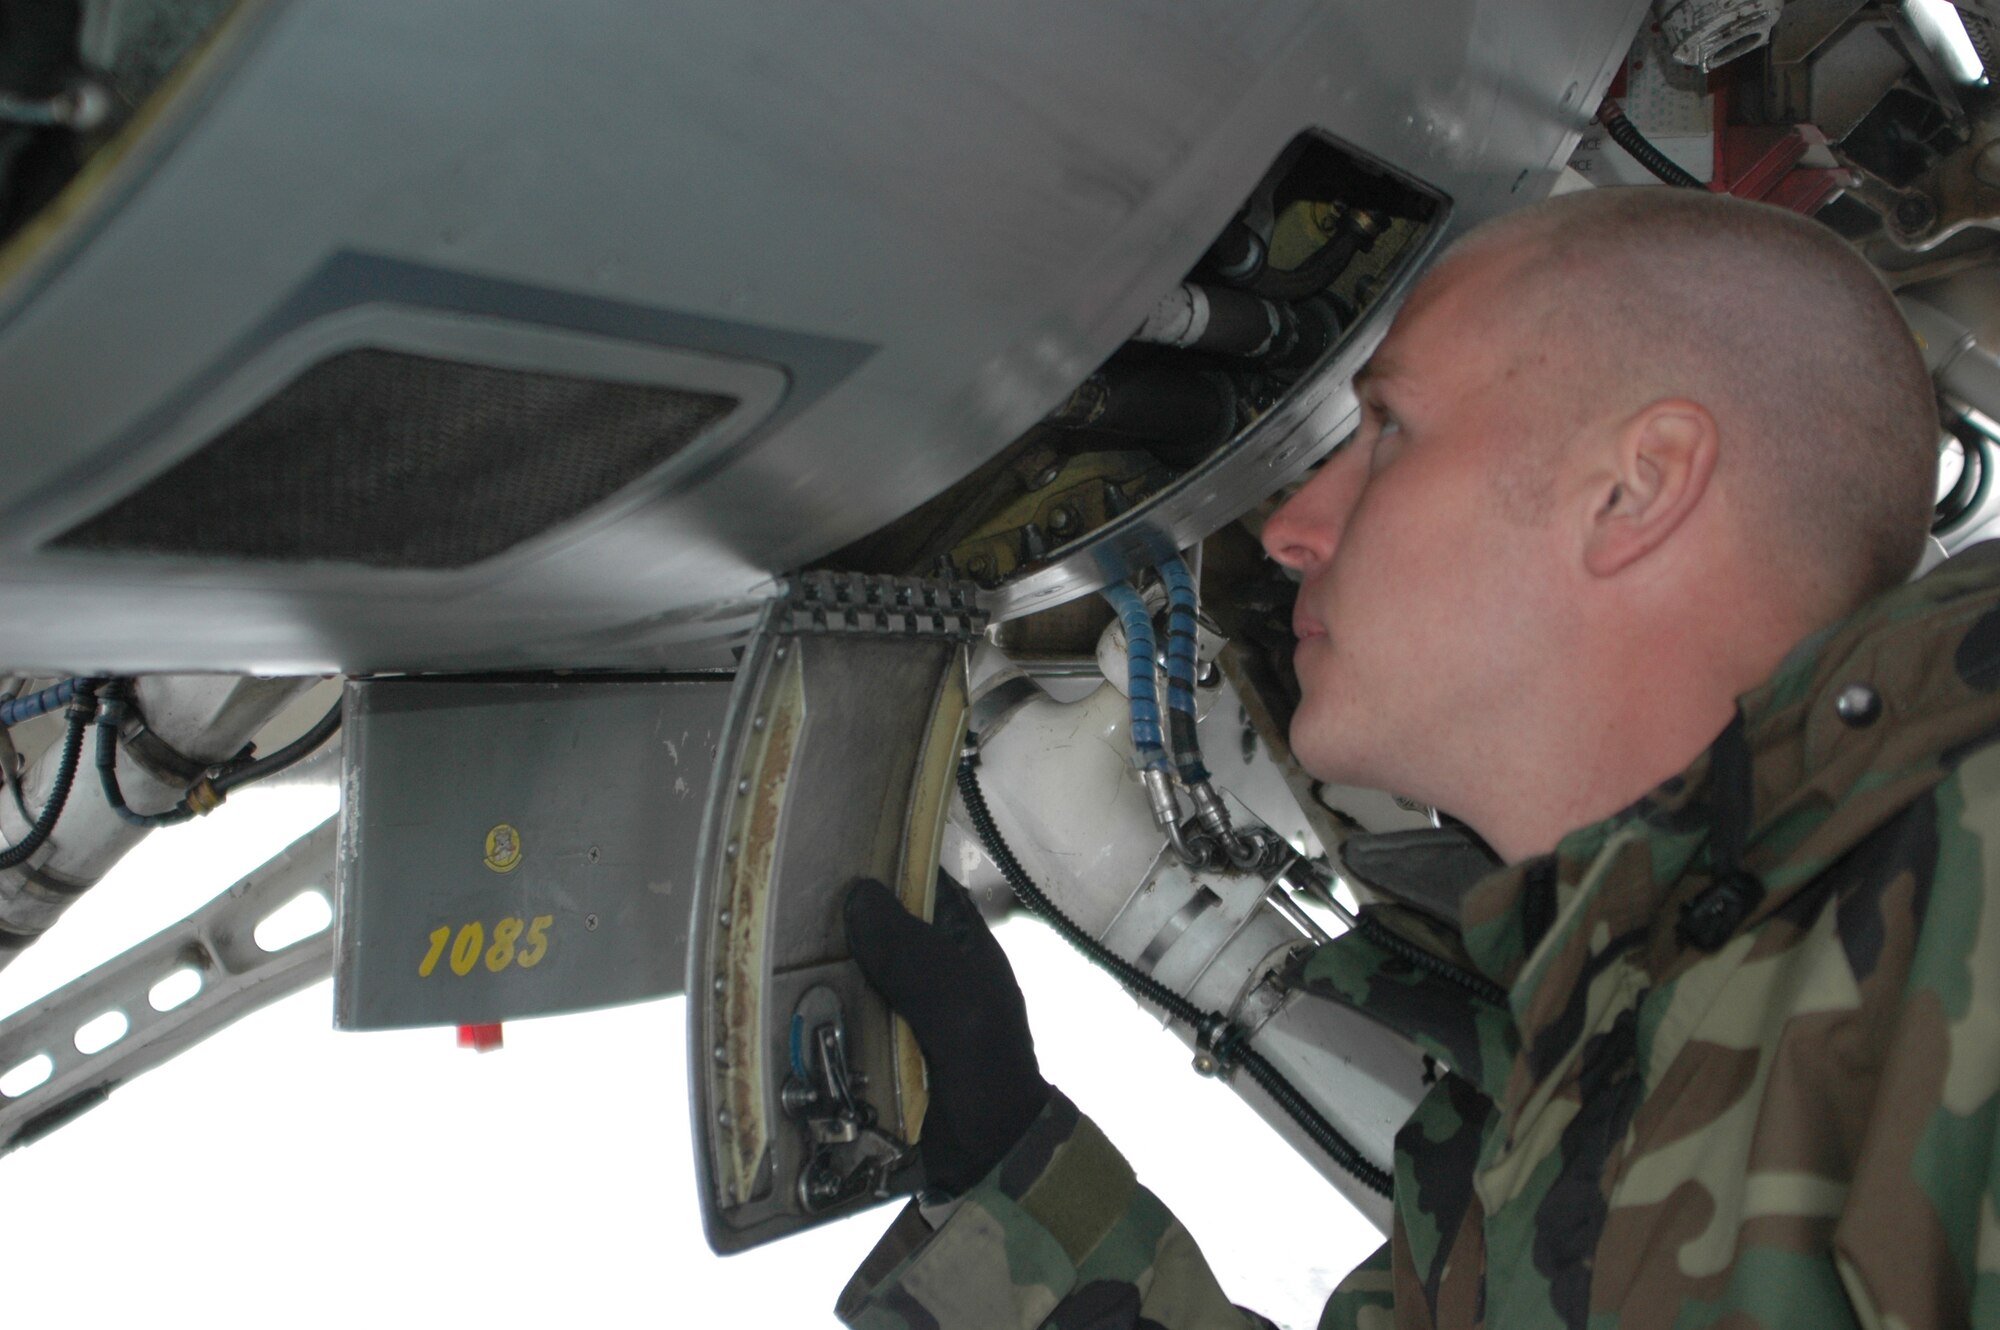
left=779, top=572, right=989, bottom=640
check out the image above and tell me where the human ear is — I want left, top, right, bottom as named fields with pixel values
left=1580, top=399, right=1718, bottom=579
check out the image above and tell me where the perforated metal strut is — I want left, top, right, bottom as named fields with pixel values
left=0, top=820, right=335, bottom=1153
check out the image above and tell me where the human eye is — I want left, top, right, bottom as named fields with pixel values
left=1360, top=398, right=1403, bottom=470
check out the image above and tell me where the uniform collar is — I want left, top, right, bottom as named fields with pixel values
left=1453, top=540, right=2000, bottom=1080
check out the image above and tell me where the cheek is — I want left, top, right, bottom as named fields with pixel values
left=1324, top=475, right=1511, bottom=672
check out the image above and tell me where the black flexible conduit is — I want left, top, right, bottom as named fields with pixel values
left=95, top=684, right=194, bottom=828
left=1289, top=859, right=1510, bottom=1008
left=1598, top=98, right=1705, bottom=190
left=96, top=686, right=343, bottom=827
left=0, top=688, right=97, bottom=869
left=210, top=696, right=341, bottom=795
left=1357, top=913, right=1509, bottom=1009
left=957, top=750, right=1393, bottom=1198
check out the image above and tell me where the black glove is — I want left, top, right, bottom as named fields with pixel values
left=844, top=876, right=1053, bottom=1196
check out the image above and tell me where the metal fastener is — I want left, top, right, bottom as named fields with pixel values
left=725, top=840, right=739, bottom=859
left=774, top=644, right=789, bottom=661
left=717, top=1109, right=732, bottom=1126
left=713, top=1044, right=728, bottom=1064
left=1835, top=683, right=1882, bottom=727
left=737, top=777, right=750, bottom=794
left=713, top=976, right=726, bottom=995
left=752, top=713, right=766, bottom=731
left=718, top=909, right=732, bottom=926
left=586, top=913, right=600, bottom=930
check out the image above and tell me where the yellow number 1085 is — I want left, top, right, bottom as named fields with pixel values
left=418, top=915, right=554, bottom=977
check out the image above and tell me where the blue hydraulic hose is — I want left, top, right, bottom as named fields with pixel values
left=0, top=678, right=95, bottom=729
left=1100, top=581, right=1171, bottom=772
left=1158, top=556, right=1209, bottom=784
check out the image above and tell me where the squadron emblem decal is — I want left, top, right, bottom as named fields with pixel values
left=483, top=823, right=523, bottom=874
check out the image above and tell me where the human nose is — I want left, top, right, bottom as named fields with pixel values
left=1261, top=442, right=1365, bottom=574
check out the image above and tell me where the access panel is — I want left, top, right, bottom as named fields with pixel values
left=688, top=573, right=984, bottom=1252
left=334, top=675, right=731, bottom=1029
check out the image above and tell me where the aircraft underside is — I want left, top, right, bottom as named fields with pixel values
left=0, top=0, right=1997, bottom=1287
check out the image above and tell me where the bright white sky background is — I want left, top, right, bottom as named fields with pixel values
left=0, top=784, right=1378, bottom=1329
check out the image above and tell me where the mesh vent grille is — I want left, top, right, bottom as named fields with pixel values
left=53, top=348, right=739, bottom=569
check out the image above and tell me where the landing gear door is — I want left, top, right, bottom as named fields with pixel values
left=688, top=573, right=984, bottom=1253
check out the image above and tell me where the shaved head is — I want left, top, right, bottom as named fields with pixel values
left=1446, top=187, right=1939, bottom=616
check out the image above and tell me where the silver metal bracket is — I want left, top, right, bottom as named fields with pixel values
left=781, top=986, right=915, bottom=1213
left=0, top=818, right=336, bottom=1153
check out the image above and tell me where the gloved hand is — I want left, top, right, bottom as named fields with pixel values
left=844, top=876, right=1053, bottom=1196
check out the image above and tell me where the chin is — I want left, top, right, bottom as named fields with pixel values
left=1287, top=703, right=1357, bottom=787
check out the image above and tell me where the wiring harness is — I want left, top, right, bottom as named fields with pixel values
left=0, top=678, right=342, bottom=854
left=95, top=681, right=343, bottom=828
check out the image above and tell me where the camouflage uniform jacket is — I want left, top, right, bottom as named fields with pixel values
left=838, top=541, right=2000, bottom=1330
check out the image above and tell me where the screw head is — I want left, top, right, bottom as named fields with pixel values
left=718, top=909, right=732, bottom=927
left=717, top=1109, right=732, bottom=1126
left=1893, top=194, right=1936, bottom=234
left=712, top=976, right=726, bottom=995
left=752, top=713, right=766, bottom=731
left=586, top=913, right=600, bottom=930
left=725, top=840, right=739, bottom=859
left=713, top=1044, right=728, bottom=1064
left=1835, top=683, right=1882, bottom=727
left=737, top=777, right=750, bottom=794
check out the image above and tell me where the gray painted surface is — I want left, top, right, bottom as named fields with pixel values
left=0, top=0, right=1647, bottom=672
left=333, top=676, right=730, bottom=1029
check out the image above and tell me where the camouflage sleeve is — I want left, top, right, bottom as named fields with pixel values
left=835, top=1090, right=1282, bottom=1330
left=1832, top=751, right=2000, bottom=1328
left=1313, top=1241, right=1395, bottom=1330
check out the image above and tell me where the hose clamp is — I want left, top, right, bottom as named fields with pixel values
left=1191, top=1013, right=1246, bottom=1077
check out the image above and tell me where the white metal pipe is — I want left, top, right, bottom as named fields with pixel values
left=956, top=674, right=1426, bottom=1228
